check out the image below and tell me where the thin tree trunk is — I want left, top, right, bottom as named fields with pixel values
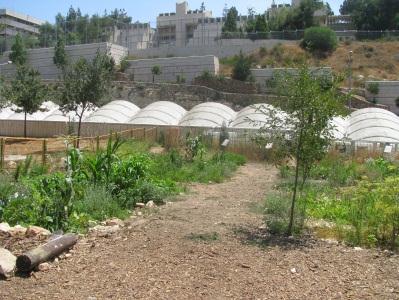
left=24, top=111, right=27, bottom=138
left=153, top=74, right=155, bottom=83
left=287, top=156, right=300, bottom=236
left=287, top=130, right=303, bottom=236
left=77, top=113, right=83, bottom=149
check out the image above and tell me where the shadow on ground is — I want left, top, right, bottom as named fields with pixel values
left=233, top=225, right=317, bottom=250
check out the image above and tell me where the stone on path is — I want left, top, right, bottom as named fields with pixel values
left=26, top=226, right=51, bottom=238
left=0, top=248, right=16, bottom=278
left=146, top=201, right=156, bottom=208
left=136, top=203, right=145, bottom=208
left=9, top=225, right=27, bottom=237
left=105, top=218, right=124, bottom=227
left=37, top=263, right=51, bottom=272
left=0, top=223, right=11, bottom=236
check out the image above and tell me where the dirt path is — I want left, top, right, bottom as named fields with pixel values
left=1, top=163, right=399, bottom=299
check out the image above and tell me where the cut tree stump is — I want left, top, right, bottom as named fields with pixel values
left=16, top=233, right=78, bottom=272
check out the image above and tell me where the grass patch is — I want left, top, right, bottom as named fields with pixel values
left=186, top=232, right=220, bottom=242
left=266, top=152, right=399, bottom=250
left=0, top=137, right=246, bottom=232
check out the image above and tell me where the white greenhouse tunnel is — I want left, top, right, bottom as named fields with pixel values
left=0, top=100, right=399, bottom=144
left=231, top=103, right=288, bottom=129
left=84, top=100, right=140, bottom=123
left=129, top=101, right=186, bottom=126
left=179, top=102, right=236, bottom=127
left=346, top=108, right=399, bottom=143
left=7, top=101, right=59, bottom=121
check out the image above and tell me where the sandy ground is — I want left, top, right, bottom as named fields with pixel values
left=1, top=162, right=398, bottom=300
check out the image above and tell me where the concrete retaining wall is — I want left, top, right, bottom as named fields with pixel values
left=251, top=67, right=332, bottom=92
left=110, top=81, right=277, bottom=111
left=365, top=81, right=399, bottom=115
left=126, top=56, right=219, bottom=83
left=129, top=39, right=296, bottom=59
left=0, top=43, right=128, bottom=80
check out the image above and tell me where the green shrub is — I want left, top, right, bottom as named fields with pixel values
left=119, top=56, right=130, bottom=72
left=345, top=178, right=399, bottom=249
left=367, top=82, right=379, bottom=95
left=198, top=70, right=214, bottom=80
left=232, top=51, right=252, bottom=81
left=264, top=192, right=306, bottom=235
left=185, top=135, right=206, bottom=161
left=176, top=74, right=186, bottom=83
left=74, top=185, right=128, bottom=221
left=301, top=27, right=337, bottom=53
left=0, top=174, right=16, bottom=221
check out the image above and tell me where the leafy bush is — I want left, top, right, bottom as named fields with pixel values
left=185, top=135, right=206, bottom=161
left=74, top=185, right=129, bottom=222
left=176, top=74, right=186, bottom=84
left=264, top=192, right=306, bottom=235
left=301, top=27, right=337, bottom=53
left=232, top=52, right=252, bottom=81
left=367, top=82, right=379, bottom=95
left=119, top=56, right=130, bottom=72
left=0, top=136, right=245, bottom=232
left=0, top=174, right=16, bottom=221
left=198, top=70, right=214, bottom=80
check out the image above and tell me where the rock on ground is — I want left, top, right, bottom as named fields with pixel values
left=0, top=248, right=16, bottom=278
left=25, top=226, right=51, bottom=238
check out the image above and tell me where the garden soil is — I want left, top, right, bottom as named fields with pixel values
left=1, top=163, right=398, bottom=299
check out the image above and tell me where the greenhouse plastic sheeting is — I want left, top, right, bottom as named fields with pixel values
left=179, top=102, right=236, bottom=127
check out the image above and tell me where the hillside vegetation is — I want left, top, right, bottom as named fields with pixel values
left=220, top=41, right=399, bottom=87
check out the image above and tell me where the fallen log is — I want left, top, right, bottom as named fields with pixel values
left=16, top=233, right=78, bottom=272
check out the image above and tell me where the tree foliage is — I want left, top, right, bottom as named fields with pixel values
left=301, top=26, right=337, bottom=53
left=9, top=34, right=27, bottom=66
left=268, top=0, right=326, bottom=30
left=232, top=52, right=252, bottom=81
left=257, top=66, right=347, bottom=235
left=38, top=6, right=132, bottom=47
left=151, top=65, right=161, bottom=83
left=222, top=7, right=239, bottom=33
left=340, top=0, right=399, bottom=30
left=246, top=14, right=269, bottom=33
left=53, top=38, right=68, bottom=71
left=59, top=50, right=115, bottom=144
left=4, top=66, right=47, bottom=137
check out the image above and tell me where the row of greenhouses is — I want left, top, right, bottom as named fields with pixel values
left=1, top=100, right=399, bottom=143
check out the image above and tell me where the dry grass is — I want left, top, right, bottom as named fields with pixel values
left=221, top=41, right=399, bottom=86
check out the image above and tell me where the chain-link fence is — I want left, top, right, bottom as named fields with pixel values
left=2, top=15, right=399, bottom=55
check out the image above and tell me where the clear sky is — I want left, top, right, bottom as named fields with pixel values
left=0, top=0, right=344, bottom=24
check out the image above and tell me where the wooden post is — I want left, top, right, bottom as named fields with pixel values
left=143, top=128, right=146, bottom=141
left=155, top=127, right=158, bottom=143
left=130, top=129, right=134, bottom=139
left=96, top=136, right=100, bottom=152
left=0, top=138, right=4, bottom=171
left=42, top=139, right=47, bottom=165
left=16, top=234, right=78, bottom=272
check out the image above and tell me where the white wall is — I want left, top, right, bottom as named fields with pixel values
left=126, top=55, right=219, bottom=83
left=366, top=81, right=399, bottom=115
left=252, top=67, right=332, bottom=92
left=129, top=39, right=296, bottom=59
left=0, top=43, right=128, bottom=80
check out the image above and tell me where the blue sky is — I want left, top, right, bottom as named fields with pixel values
left=0, top=0, right=344, bottom=24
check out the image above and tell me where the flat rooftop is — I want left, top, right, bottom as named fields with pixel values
left=0, top=8, right=45, bottom=26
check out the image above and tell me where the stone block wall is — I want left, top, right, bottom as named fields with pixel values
left=129, top=39, right=296, bottom=59
left=126, top=55, right=219, bottom=84
left=0, top=43, right=128, bottom=80
left=365, top=81, right=399, bottom=115
left=251, top=67, right=332, bottom=92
